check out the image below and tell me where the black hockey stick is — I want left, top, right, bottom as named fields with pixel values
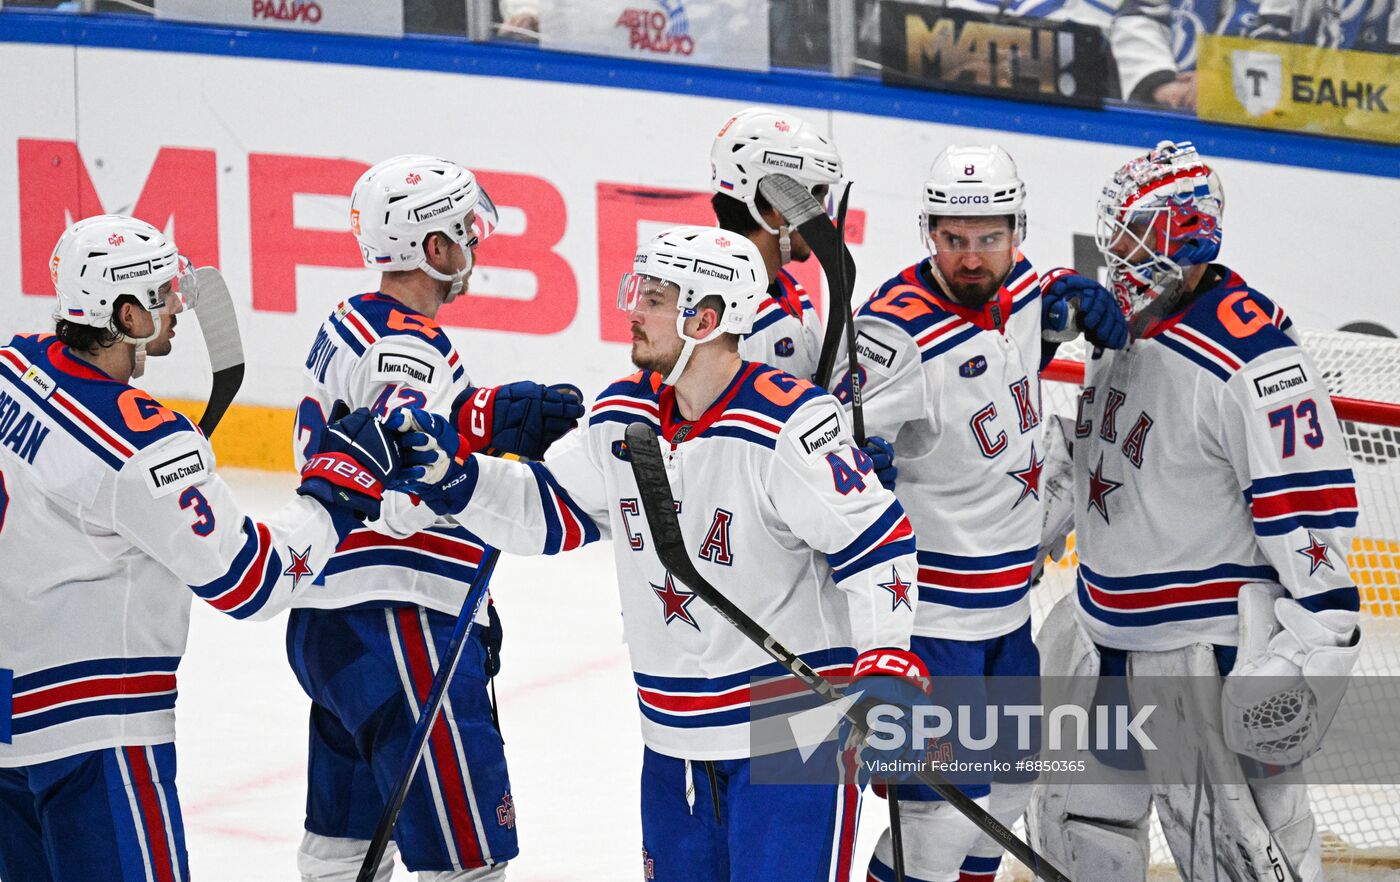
left=357, top=542, right=504, bottom=882
left=755, top=174, right=856, bottom=390
left=623, top=423, right=1072, bottom=882
left=190, top=268, right=245, bottom=436
left=829, top=184, right=869, bottom=444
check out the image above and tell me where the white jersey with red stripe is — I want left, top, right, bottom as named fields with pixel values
left=834, top=256, right=1045, bottom=641
left=0, top=334, right=344, bottom=766
left=1071, top=267, right=1360, bottom=651
left=450, top=363, right=918, bottom=760
left=739, top=269, right=823, bottom=381
left=295, top=292, right=484, bottom=616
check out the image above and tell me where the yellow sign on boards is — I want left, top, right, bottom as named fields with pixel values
left=1197, top=35, right=1398, bottom=145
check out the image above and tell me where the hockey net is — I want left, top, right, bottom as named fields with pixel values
left=1014, top=329, right=1400, bottom=879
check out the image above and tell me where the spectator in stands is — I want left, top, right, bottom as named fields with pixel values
left=1113, top=0, right=1397, bottom=111
left=498, top=0, right=540, bottom=40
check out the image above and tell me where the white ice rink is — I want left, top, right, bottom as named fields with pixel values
left=181, top=469, right=890, bottom=881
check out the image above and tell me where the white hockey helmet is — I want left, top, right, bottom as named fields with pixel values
left=1096, top=140, right=1224, bottom=320
left=618, top=225, right=767, bottom=384
left=919, top=145, right=1027, bottom=260
left=349, top=154, right=499, bottom=295
left=50, top=214, right=197, bottom=344
left=710, top=107, right=843, bottom=235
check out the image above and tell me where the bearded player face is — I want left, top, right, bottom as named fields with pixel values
left=928, top=216, right=1017, bottom=307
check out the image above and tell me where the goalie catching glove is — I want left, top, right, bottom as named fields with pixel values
left=1222, top=582, right=1361, bottom=766
left=453, top=381, right=584, bottom=460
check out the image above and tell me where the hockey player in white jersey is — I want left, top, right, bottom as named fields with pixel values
left=1029, top=141, right=1362, bottom=881
left=710, top=107, right=899, bottom=493
left=834, top=146, right=1127, bottom=882
left=386, top=226, right=931, bottom=881
left=709, top=107, right=839, bottom=383
left=288, top=154, right=584, bottom=882
left=0, top=215, right=404, bottom=882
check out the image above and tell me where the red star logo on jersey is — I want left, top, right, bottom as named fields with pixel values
left=878, top=568, right=914, bottom=612
left=1007, top=443, right=1045, bottom=509
left=652, top=573, right=700, bottom=631
left=1296, top=532, right=1334, bottom=576
left=1086, top=453, right=1122, bottom=524
left=283, top=545, right=315, bottom=589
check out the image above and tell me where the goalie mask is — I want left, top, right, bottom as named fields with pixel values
left=350, top=154, right=500, bottom=298
left=51, top=214, right=198, bottom=348
left=1096, top=140, right=1224, bottom=322
left=618, top=226, right=766, bottom=385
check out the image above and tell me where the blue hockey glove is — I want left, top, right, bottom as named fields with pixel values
left=848, top=648, right=932, bottom=780
left=384, top=407, right=480, bottom=517
left=1041, top=268, right=1129, bottom=351
left=476, top=602, right=504, bottom=678
left=454, top=381, right=585, bottom=460
left=298, top=406, right=400, bottom=526
left=862, top=436, right=897, bottom=492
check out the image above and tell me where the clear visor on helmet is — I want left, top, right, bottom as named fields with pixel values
left=921, top=216, right=1020, bottom=254
left=165, top=254, right=200, bottom=314
left=469, top=186, right=500, bottom=246
left=617, top=272, right=682, bottom=316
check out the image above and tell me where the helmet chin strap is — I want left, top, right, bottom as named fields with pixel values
left=420, top=242, right=475, bottom=298
left=662, top=311, right=723, bottom=386
left=778, top=226, right=792, bottom=265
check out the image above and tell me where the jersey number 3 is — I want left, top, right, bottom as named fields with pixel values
left=180, top=486, right=216, bottom=536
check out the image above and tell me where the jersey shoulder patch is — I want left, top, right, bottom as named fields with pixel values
left=130, top=430, right=213, bottom=498
left=780, top=396, right=850, bottom=462
left=1155, top=277, right=1295, bottom=382
left=363, top=338, right=449, bottom=390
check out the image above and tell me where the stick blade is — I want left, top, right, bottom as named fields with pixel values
left=191, top=267, right=245, bottom=436
left=756, top=173, right=826, bottom=228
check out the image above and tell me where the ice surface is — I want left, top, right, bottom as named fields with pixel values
left=181, top=469, right=888, bottom=880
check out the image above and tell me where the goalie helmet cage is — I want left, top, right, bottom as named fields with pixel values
left=1013, top=328, right=1400, bottom=880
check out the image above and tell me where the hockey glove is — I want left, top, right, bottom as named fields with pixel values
left=1222, top=584, right=1361, bottom=765
left=862, top=436, right=897, bottom=492
left=455, top=381, right=585, bottom=460
left=849, top=648, right=932, bottom=780
left=476, top=601, right=504, bottom=678
left=1041, top=268, right=1129, bottom=351
left=384, top=406, right=480, bottom=517
left=298, top=407, right=401, bottom=526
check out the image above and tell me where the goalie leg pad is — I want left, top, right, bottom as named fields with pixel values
left=1130, top=645, right=1308, bottom=882
left=1028, top=778, right=1152, bottom=882
left=1252, top=773, right=1323, bottom=882
left=869, top=796, right=988, bottom=882
left=297, top=832, right=395, bottom=882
